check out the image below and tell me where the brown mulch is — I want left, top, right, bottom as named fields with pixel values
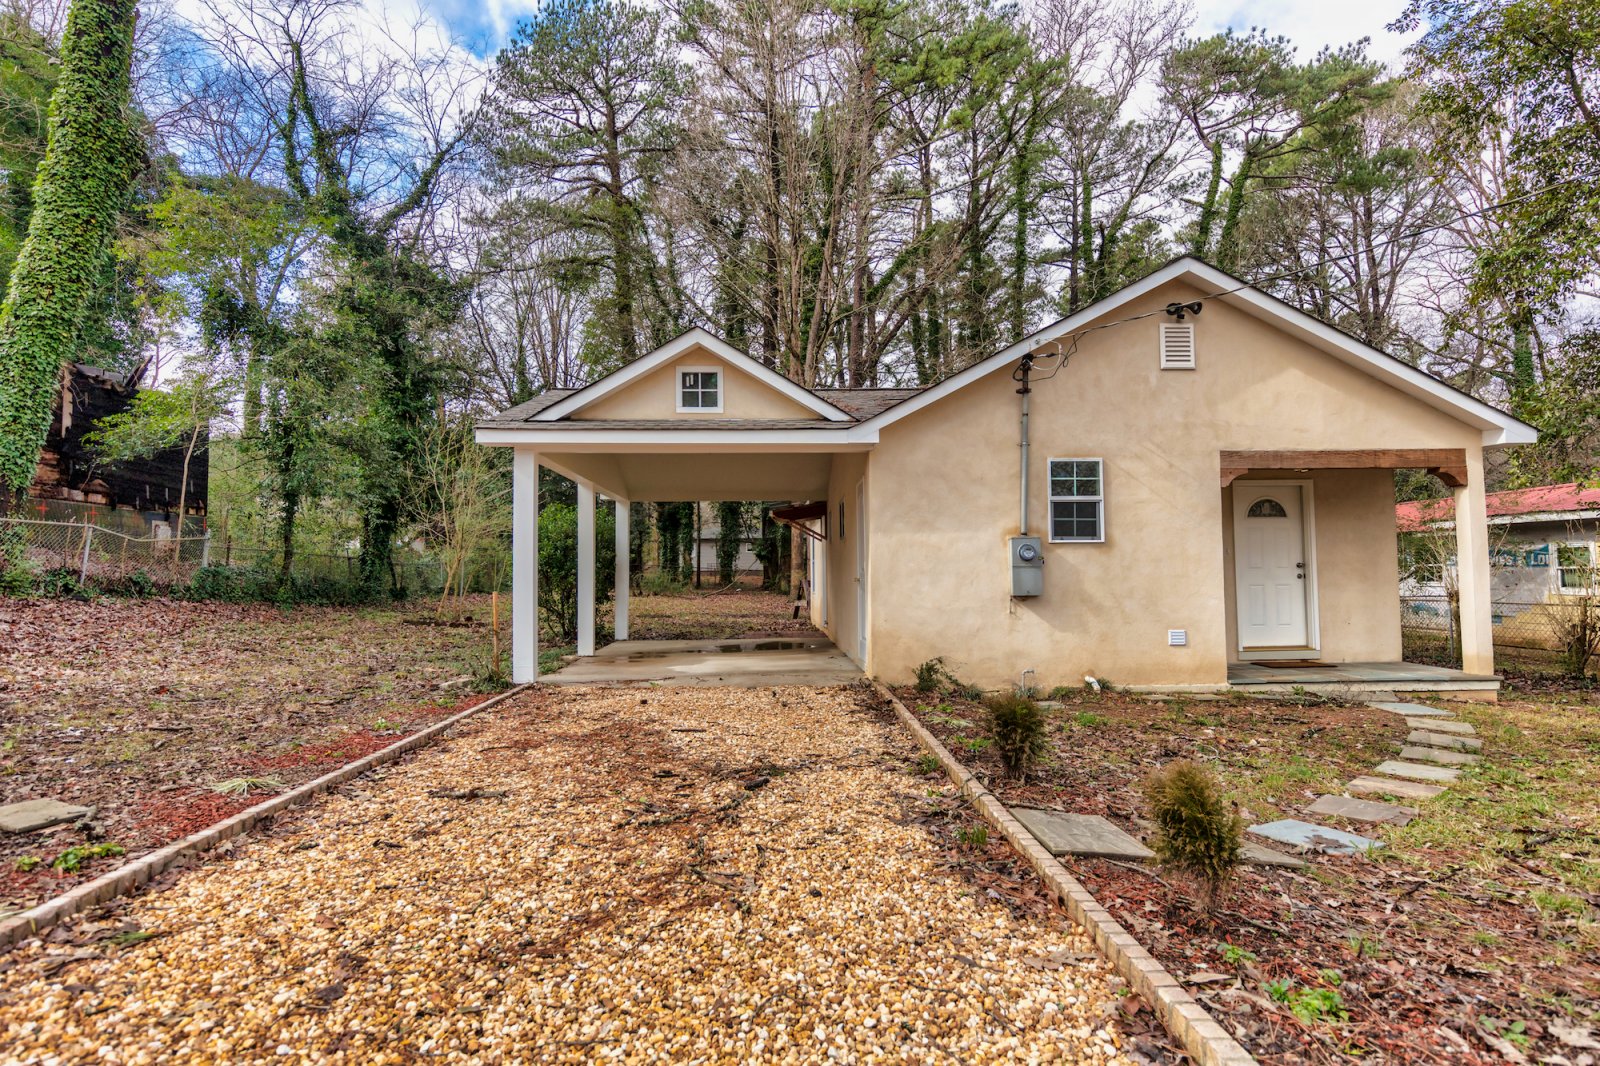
left=898, top=685, right=1600, bottom=1065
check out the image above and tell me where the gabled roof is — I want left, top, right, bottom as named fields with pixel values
left=1397, top=483, right=1600, bottom=531
left=530, top=328, right=854, bottom=422
left=854, top=257, right=1538, bottom=447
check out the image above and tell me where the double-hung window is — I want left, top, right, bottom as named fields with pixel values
left=677, top=367, right=722, bottom=411
left=1048, top=458, right=1104, bottom=542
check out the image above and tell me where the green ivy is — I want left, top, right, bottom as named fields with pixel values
left=0, top=0, right=139, bottom=495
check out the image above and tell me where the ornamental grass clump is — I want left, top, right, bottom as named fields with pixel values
left=1144, top=759, right=1244, bottom=912
left=984, top=692, right=1049, bottom=778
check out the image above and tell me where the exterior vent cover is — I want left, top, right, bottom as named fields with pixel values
left=1160, top=323, right=1196, bottom=370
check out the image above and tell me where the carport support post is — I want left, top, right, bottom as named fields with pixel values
left=511, top=448, right=539, bottom=684
left=1453, top=470, right=1494, bottom=676
left=614, top=500, right=630, bottom=640
left=577, top=482, right=596, bottom=657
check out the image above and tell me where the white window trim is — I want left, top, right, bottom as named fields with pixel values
left=1047, top=457, right=1105, bottom=543
left=675, top=365, right=724, bottom=413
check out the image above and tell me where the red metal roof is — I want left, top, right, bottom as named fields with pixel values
left=1395, top=482, right=1600, bottom=531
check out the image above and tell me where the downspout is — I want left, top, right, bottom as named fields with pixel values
left=1017, top=353, right=1034, bottom=535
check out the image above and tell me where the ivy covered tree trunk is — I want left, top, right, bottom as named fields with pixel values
left=0, top=0, right=138, bottom=498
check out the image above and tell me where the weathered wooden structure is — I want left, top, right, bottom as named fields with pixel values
left=28, top=363, right=207, bottom=521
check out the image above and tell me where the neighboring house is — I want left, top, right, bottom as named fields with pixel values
left=1397, top=483, right=1600, bottom=601
left=476, top=257, right=1535, bottom=695
left=28, top=363, right=207, bottom=533
left=691, top=501, right=761, bottom=580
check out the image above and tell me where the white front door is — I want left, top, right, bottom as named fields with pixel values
left=1233, top=483, right=1313, bottom=651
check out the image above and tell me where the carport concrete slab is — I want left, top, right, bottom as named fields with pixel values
left=1248, top=819, right=1382, bottom=854
left=1306, top=795, right=1417, bottom=826
left=1012, top=810, right=1154, bottom=860
left=544, top=637, right=863, bottom=687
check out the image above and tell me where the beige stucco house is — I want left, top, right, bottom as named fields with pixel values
left=476, top=258, right=1535, bottom=697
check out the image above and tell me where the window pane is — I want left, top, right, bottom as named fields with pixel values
left=701, top=372, right=718, bottom=389
left=1049, top=459, right=1101, bottom=498
left=1051, top=500, right=1101, bottom=540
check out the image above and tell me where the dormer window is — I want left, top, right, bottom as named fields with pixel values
left=677, top=366, right=722, bottom=412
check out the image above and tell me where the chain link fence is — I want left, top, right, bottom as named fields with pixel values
left=1, top=517, right=446, bottom=598
left=1402, top=593, right=1600, bottom=671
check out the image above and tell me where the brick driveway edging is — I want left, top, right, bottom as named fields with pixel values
left=0, top=683, right=531, bottom=951
left=875, top=681, right=1259, bottom=1066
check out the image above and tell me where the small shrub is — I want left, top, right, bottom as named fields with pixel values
left=1144, top=759, right=1243, bottom=911
left=984, top=692, right=1048, bottom=778
left=114, top=569, right=157, bottom=597
left=39, top=566, right=90, bottom=599
left=914, top=657, right=949, bottom=693
left=0, top=523, right=35, bottom=596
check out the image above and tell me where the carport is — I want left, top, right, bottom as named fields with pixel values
left=473, top=329, right=902, bottom=684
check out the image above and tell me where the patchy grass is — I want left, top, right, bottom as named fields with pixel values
left=897, top=680, right=1600, bottom=1063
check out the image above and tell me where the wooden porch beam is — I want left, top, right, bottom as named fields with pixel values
left=1219, top=449, right=1468, bottom=488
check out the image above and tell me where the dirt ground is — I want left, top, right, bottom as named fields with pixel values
left=900, top=682, right=1600, bottom=1065
left=0, top=685, right=1170, bottom=1065
left=0, top=590, right=805, bottom=910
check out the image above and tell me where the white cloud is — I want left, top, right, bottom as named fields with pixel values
left=1190, top=0, right=1420, bottom=66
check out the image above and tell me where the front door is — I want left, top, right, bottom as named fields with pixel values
left=1233, top=483, right=1313, bottom=651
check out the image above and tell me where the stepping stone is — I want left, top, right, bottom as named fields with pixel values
left=0, top=799, right=91, bottom=834
left=1248, top=818, right=1383, bottom=855
left=1347, top=775, right=1446, bottom=800
left=1374, top=760, right=1461, bottom=784
left=1012, top=809, right=1155, bottom=860
left=1306, top=794, right=1418, bottom=826
left=1240, top=841, right=1309, bottom=868
left=1412, top=718, right=1476, bottom=736
left=1399, top=745, right=1480, bottom=766
left=1407, top=730, right=1482, bottom=751
left=1369, top=701, right=1455, bottom=718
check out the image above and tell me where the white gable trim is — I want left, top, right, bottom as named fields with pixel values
left=533, top=328, right=852, bottom=422
left=860, top=258, right=1538, bottom=447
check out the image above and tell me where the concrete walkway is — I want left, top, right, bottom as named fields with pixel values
left=544, top=636, right=864, bottom=687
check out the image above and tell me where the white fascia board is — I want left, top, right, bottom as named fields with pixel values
left=860, top=257, right=1538, bottom=448
left=475, top=425, right=877, bottom=450
left=532, top=328, right=852, bottom=422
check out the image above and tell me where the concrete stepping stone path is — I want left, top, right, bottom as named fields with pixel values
left=1374, top=759, right=1461, bottom=783
left=1407, top=729, right=1481, bottom=750
left=1346, top=774, right=1447, bottom=800
left=1248, top=818, right=1383, bottom=855
left=1399, top=744, right=1480, bottom=766
left=1368, top=701, right=1455, bottom=718
left=0, top=799, right=91, bottom=834
left=1413, top=718, right=1476, bottom=735
left=1012, top=809, right=1155, bottom=860
left=1306, top=794, right=1418, bottom=826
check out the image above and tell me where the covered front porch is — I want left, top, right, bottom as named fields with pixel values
left=1218, top=448, right=1499, bottom=697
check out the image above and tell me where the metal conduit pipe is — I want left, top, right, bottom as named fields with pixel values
left=1017, top=353, right=1035, bottom=535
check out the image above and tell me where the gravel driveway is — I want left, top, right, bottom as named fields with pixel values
left=0, top=685, right=1136, bottom=1064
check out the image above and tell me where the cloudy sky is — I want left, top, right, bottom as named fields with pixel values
left=413, top=0, right=1420, bottom=65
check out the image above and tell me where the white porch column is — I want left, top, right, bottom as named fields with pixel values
left=577, top=481, right=596, bottom=657
left=511, top=448, right=539, bottom=684
left=1453, top=459, right=1495, bottom=677
left=614, top=499, right=630, bottom=640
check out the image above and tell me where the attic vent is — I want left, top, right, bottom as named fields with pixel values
left=1160, top=323, right=1196, bottom=370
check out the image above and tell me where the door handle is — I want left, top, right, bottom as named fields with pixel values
left=1296, top=573, right=1305, bottom=580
